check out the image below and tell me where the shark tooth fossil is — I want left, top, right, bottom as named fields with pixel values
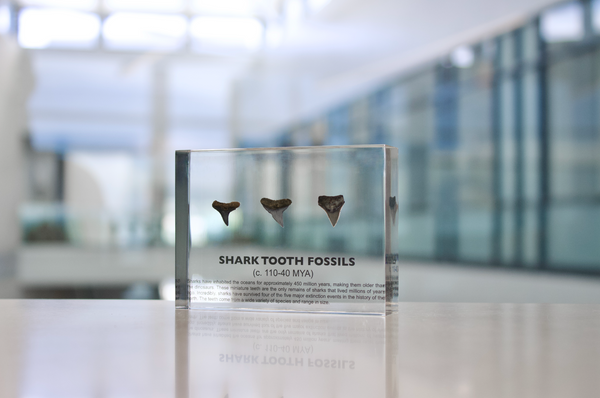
left=212, top=200, right=240, bottom=226
left=389, top=196, right=398, bottom=224
left=260, top=198, right=292, bottom=228
left=318, top=195, right=345, bottom=227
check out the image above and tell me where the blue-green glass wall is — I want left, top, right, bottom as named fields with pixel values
left=244, top=0, right=600, bottom=274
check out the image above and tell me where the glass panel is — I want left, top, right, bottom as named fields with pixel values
left=548, top=47, right=600, bottom=271
left=397, top=70, right=435, bottom=259
left=349, top=99, right=370, bottom=144
left=326, top=107, right=350, bottom=145
left=457, top=71, right=493, bottom=263
left=522, top=68, right=540, bottom=267
left=522, top=22, right=540, bottom=63
left=368, top=90, right=391, bottom=144
left=500, top=33, right=515, bottom=70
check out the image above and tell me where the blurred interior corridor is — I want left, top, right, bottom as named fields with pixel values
left=1, top=0, right=600, bottom=302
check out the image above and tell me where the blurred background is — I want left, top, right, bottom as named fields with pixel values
left=1, top=0, right=600, bottom=302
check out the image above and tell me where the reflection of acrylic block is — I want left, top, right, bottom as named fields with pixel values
left=176, top=145, right=398, bottom=315
left=177, top=310, right=398, bottom=397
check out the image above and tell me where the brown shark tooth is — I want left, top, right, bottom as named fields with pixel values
left=212, top=200, right=240, bottom=226
left=318, top=195, right=345, bottom=227
left=260, top=198, right=292, bottom=228
left=389, top=196, right=398, bottom=224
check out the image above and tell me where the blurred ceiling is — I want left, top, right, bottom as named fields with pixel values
left=16, top=0, right=563, bottom=144
left=261, top=0, right=561, bottom=98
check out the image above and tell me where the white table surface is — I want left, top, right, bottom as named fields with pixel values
left=0, top=300, right=599, bottom=398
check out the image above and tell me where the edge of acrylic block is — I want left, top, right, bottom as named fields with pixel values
left=175, top=150, right=190, bottom=309
left=384, top=146, right=399, bottom=314
left=184, top=306, right=387, bottom=316
left=181, top=144, right=393, bottom=153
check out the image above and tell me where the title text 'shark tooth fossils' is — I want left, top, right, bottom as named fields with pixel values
left=212, top=200, right=240, bottom=226
left=318, top=195, right=345, bottom=227
left=260, top=198, right=292, bottom=228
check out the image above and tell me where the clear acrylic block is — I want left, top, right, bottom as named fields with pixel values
left=176, top=145, right=398, bottom=315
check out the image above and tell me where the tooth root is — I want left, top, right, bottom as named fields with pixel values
left=260, top=198, right=292, bottom=228
left=318, top=195, right=345, bottom=227
left=212, top=200, right=240, bottom=226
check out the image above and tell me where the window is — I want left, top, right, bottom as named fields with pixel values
left=103, top=12, right=187, bottom=51
left=19, top=8, right=100, bottom=49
